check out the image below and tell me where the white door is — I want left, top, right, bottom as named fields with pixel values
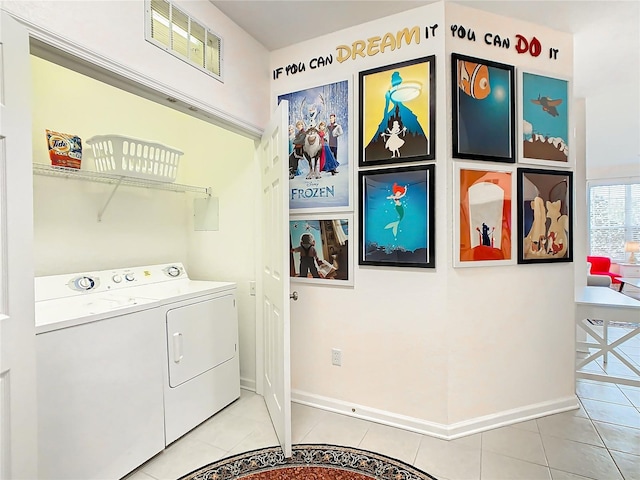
left=259, top=100, right=292, bottom=457
left=0, top=12, right=38, bottom=480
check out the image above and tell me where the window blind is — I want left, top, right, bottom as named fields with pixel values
left=588, top=182, right=640, bottom=260
left=146, top=0, right=223, bottom=82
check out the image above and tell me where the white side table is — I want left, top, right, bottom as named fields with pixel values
left=618, top=262, right=640, bottom=278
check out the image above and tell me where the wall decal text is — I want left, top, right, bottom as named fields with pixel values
left=450, top=23, right=561, bottom=61
left=484, top=32, right=510, bottom=49
left=515, top=35, right=541, bottom=56
left=425, top=24, right=439, bottom=38
left=272, top=19, right=563, bottom=81
left=451, top=24, right=476, bottom=41
left=273, top=54, right=334, bottom=79
left=272, top=25, right=440, bottom=80
left=335, top=26, right=421, bottom=63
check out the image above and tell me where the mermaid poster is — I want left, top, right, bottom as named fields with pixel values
left=358, top=164, right=435, bottom=268
left=451, top=53, right=515, bottom=163
left=359, top=56, right=435, bottom=166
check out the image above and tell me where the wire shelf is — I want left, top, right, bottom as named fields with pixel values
left=33, top=163, right=211, bottom=195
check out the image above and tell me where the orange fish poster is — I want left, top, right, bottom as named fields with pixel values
left=452, top=53, right=515, bottom=163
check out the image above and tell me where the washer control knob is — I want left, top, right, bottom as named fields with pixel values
left=167, top=266, right=181, bottom=277
left=112, top=274, right=122, bottom=283
left=76, top=276, right=95, bottom=291
left=125, top=273, right=135, bottom=282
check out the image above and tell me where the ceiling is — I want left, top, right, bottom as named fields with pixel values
left=209, top=0, right=639, bottom=97
left=210, top=1, right=622, bottom=50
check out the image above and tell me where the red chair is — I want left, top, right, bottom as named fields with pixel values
left=587, top=256, right=622, bottom=284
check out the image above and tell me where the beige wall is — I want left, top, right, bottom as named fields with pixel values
left=4, top=0, right=270, bottom=132
left=16, top=0, right=585, bottom=438
left=31, top=56, right=259, bottom=387
left=272, top=2, right=577, bottom=436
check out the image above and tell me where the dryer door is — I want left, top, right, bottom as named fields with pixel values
left=166, top=294, right=236, bottom=387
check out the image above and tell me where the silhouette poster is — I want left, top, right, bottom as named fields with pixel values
left=359, top=56, right=435, bottom=166
left=455, top=164, right=515, bottom=267
left=520, top=72, right=570, bottom=165
left=517, top=168, right=573, bottom=264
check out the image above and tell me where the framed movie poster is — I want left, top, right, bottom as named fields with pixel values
left=517, top=168, right=573, bottom=264
left=454, top=163, right=515, bottom=267
left=289, top=214, right=353, bottom=286
left=359, top=164, right=435, bottom=268
left=519, top=71, right=571, bottom=166
left=451, top=53, right=515, bottom=163
left=277, top=79, right=352, bottom=212
left=359, top=56, right=435, bottom=167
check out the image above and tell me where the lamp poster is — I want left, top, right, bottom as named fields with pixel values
left=278, top=80, right=350, bottom=212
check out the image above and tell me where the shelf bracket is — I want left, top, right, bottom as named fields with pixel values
left=97, top=177, right=123, bottom=222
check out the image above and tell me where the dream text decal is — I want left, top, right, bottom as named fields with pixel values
left=272, top=22, right=560, bottom=81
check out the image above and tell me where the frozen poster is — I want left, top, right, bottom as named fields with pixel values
left=521, top=72, right=569, bottom=164
left=359, top=164, right=435, bottom=268
left=278, top=80, right=350, bottom=211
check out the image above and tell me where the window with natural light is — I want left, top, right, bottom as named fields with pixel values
left=588, top=182, right=640, bottom=261
left=145, top=0, right=222, bottom=81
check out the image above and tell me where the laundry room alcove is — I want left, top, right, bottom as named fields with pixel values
left=29, top=46, right=261, bottom=395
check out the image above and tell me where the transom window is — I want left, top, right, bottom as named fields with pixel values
left=145, top=0, right=222, bottom=81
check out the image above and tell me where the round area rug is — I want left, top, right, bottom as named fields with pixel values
left=178, top=444, right=438, bottom=480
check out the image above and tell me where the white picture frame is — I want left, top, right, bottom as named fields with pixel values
left=454, top=162, right=516, bottom=267
left=276, top=78, right=354, bottom=214
left=289, top=213, right=354, bottom=286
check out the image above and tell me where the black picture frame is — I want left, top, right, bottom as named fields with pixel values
left=451, top=53, right=516, bottom=163
left=359, top=164, right=435, bottom=268
left=359, top=56, right=436, bottom=167
left=517, top=168, right=573, bottom=264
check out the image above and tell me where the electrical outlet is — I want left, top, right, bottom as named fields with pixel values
left=331, top=348, right=342, bottom=366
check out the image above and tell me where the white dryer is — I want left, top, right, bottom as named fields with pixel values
left=127, top=263, right=241, bottom=445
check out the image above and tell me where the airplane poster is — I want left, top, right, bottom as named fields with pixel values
left=519, top=71, right=570, bottom=166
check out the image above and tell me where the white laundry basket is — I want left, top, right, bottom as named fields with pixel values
left=86, top=135, right=184, bottom=182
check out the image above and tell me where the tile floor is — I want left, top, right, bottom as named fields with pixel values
left=126, top=323, right=640, bottom=480
left=125, top=378, right=639, bottom=480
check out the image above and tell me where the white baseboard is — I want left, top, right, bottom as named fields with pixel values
left=291, top=389, right=579, bottom=440
left=240, top=377, right=256, bottom=392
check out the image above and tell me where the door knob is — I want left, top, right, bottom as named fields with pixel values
left=290, top=291, right=298, bottom=301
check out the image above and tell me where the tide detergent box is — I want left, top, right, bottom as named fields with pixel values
left=46, top=129, right=82, bottom=169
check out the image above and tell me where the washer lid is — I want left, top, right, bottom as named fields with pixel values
left=35, top=294, right=160, bottom=334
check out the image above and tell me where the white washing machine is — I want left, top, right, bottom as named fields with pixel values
left=35, top=262, right=240, bottom=478
left=35, top=267, right=166, bottom=480
left=125, top=263, right=240, bottom=445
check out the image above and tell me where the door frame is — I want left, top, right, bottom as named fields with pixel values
left=0, top=8, right=268, bottom=475
left=0, top=11, right=38, bottom=479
